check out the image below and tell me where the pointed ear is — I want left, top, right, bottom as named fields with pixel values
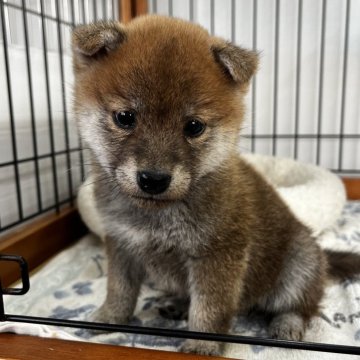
left=211, top=39, right=259, bottom=84
left=72, top=21, right=126, bottom=70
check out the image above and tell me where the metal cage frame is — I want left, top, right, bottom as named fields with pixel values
left=0, top=0, right=359, bottom=358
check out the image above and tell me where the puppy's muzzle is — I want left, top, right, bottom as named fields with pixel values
left=137, top=171, right=171, bottom=195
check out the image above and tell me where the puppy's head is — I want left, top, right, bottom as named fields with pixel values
left=72, top=16, right=258, bottom=207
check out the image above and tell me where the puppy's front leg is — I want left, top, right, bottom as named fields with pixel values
left=92, top=236, right=143, bottom=324
left=180, top=255, right=244, bottom=356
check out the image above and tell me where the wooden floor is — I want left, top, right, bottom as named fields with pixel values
left=0, top=334, right=232, bottom=360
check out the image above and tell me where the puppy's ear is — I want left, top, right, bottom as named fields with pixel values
left=211, top=39, right=258, bottom=84
left=72, top=21, right=126, bottom=70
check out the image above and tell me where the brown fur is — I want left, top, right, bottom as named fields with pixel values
left=72, top=16, right=360, bottom=356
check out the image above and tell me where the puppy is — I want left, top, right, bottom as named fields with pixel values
left=72, top=16, right=360, bottom=355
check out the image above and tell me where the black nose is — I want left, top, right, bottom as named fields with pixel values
left=137, top=171, right=171, bottom=195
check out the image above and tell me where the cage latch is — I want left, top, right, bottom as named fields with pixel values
left=0, top=254, right=30, bottom=321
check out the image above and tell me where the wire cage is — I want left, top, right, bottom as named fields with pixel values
left=0, top=0, right=360, bottom=358
left=0, top=0, right=121, bottom=232
left=1, top=0, right=359, bottom=233
left=148, top=0, right=360, bottom=174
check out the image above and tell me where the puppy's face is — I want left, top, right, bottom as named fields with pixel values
left=73, top=16, right=258, bottom=207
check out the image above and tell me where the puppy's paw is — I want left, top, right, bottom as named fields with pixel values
left=179, top=339, right=222, bottom=356
left=268, top=312, right=305, bottom=341
left=89, top=304, right=130, bottom=326
left=158, top=297, right=189, bottom=320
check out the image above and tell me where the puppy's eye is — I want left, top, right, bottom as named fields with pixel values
left=184, top=119, right=206, bottom=138
left=113, top=111, right=136, bottom=129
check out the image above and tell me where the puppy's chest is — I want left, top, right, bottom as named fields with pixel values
left=105, top=204, right=208, bottom=257
left=108, top=214, right=196, bottom=284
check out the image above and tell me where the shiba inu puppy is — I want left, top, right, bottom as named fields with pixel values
left=72, top=16, right=360, bottom=355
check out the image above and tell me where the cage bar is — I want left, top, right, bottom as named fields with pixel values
left=316, top=0, right=327, bottom=165
left=0, top=1, right=24, bottom=223
left=54, top=0, right=73, bottom=205
left=338, top=0, right=350, bottom=172
left=168, top=0, right=173, bottom=17
left=293, top=0, right=303, bottom=159
left=1, top=312, right=360, bottom=356
left=20, top=0, right=42, bottom=213
left=251, top=0, right=257, bottom=152
left=93, top=0, right=98, bottom=21
left=210, top=0, right=214, bottom=35
left=70, top=0, right=85, bottom=182
left=189, top=0, right=194, bottom=22
left=231, top=0, right=235, bottom=42
left=38, top=0, right=60, bottom=213
left=272, top=0, right=280, bottom=156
